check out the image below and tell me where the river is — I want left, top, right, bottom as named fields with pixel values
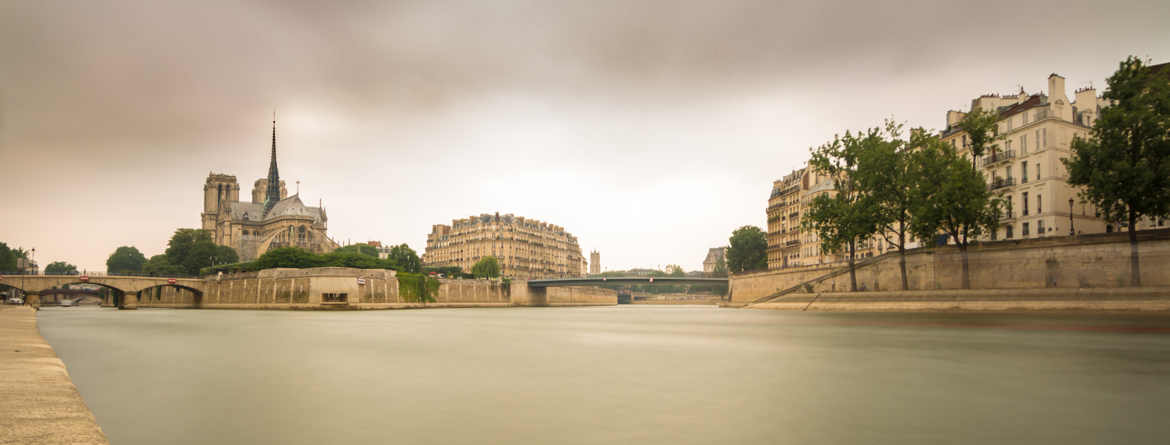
left=37, top=306, right=1170, bottom=444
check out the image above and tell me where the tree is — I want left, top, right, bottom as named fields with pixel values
left=856, top=122, right=922, bottom=290
left=0, top=242, right=17, bottom=272
left=164, top=228, right=238, bottom=275
left=712, top=258, right=728, bottom=277
left=665, top=264, right=685, bottom=277
left=803, top=130, right=882, bottom=291
left=908, top=134, right=1002, bottom=289
left=1064, top=56, right=1170, bottom=286
left=334, top=244, right=379, bottom=257
left=387, top=244, right=421, bottom=273
left=726, top=226, right=767, bottom=273
left=106, top=246, right=146, bottom=274
left=471, top=256, right=501, bottom=278
left=44, top=261, right=79, bottom=275
left=957, top=108, right=1000, bottom=168
left=143, top=254, right=186, bottom=276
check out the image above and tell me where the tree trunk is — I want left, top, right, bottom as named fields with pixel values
left=898, top=220, right=908, bottom=290
left=1129, top=208, right=1141, bottom=287
left=848, top=239, right=858, bottom=292
left=959, top=243, right=971, bottom=289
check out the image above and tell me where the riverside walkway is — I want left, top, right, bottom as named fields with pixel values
left=0, top=306, right=109, bottom=445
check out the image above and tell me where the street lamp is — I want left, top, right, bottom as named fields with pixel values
left=1069, top=198, right=1075, bottom=236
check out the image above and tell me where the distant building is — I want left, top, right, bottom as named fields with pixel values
left=200, top=120, right=339, bottom=261
left=589, top=250, right=601, bottom=275
left=422, top=213, right=587, bottom=279
left=702, top=247, right=726, bottom=273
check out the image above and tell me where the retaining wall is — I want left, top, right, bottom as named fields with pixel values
left=731, top=230, right=1170, bottom=303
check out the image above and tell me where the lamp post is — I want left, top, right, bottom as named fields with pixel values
left=1068, top=198, right=1075, bottom=236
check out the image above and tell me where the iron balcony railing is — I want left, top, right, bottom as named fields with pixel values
left=983, top=149, right=1016, bottom=167
left=989, top=176, right=1016, bottom=191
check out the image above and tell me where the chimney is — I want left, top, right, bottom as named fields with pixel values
left=1048, top=73, right=1068, bottom=104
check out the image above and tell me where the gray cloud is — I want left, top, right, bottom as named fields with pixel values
left=2, top=0, right=1168, bottom=271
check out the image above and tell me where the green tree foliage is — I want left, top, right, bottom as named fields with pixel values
left=106, top=246, right=146, bottom=274
left=142, top=254, right=186, bottom=276
left=803, top=130, right=881, bottom=291
left=163, top=229, right=239, bottom=275
left=726, top=226, right=767, bottom=273
left=0, top=242, right=17, bottom=272
left=202, top=247, right=403, bottom=275
left=471, top=256, right=501, bottom=278
left=957, top=107, right=1000, bottom=168
left=908, top=134, right=1002, bottom=289
left=855, top=121, right=922, bottom=290
left=387, top=244, right=422, bottom=273
left=665, top=264, right=685, bottom=277
left=1064, top=56, right=1170, bottom=286
left=423, top=266, right=466, bottom=278
left=44, top=261, right=79, bottom=275
left=334, top=244, right=380, bottom=257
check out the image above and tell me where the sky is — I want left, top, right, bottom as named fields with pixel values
left=2, top=0, right=1169, bottom=273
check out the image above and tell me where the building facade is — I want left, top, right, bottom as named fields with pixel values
left=422, top=213, right=587, bottom=279
left=589, top=250, right=601, bottom=275
left=201, top=121, right=338, bottom=261
left=702, top=247, right=727, bottom=273
left=940, top=73, right=1167, bottom=241
left=765, top=165, right=881, bottom=271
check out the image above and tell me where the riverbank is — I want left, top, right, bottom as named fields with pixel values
left=749, top=287, right=1170, bottom=312
left=0, top=306, right=109, bottom=445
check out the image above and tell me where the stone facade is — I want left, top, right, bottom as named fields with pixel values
left=702, top=247, right=726, bottom=273
left=731, top=229, right=1170, bottom=303
left=765, top=167, right=880, bottom=270
left=942, top=73, right=1168, bottom=240
left=200, top=121, right=338, bottom=261
left=422, top=213, right=587, bottom=279
left=590, top=250, right=601, bottom=275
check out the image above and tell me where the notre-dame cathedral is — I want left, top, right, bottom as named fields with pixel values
left=200, top=120, right=338, bottom=261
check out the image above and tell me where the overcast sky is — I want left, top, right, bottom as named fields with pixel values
left=2, top=0, right=1168, bottom=273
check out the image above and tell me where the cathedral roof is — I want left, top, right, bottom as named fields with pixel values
left=228, top=195, right=325, bottom=224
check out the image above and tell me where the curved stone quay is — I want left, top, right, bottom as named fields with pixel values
left=0, top=306, right=108, bottom=445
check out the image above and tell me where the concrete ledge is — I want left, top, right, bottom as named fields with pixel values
left=0, top=307, right=109, bottom=445
left=749, top=287, right=1170, bottom=312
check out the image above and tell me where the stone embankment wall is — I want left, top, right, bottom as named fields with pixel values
left=0, top=306, right=109, bottom=444
left=731, top=230, right=1170, bottom=304
left=133, top=268, right=615, bottom=309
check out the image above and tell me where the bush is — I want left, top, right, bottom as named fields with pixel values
left=198, top=247, right=402, bottom=276
left=397, top=272, right=439, bottom=303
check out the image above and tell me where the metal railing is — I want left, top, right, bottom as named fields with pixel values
left=982, top=149, right=1016, bottom=167
left=988, top=177, right=1016, bottom=191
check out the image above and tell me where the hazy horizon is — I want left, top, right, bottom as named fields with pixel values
left=3, top=0, right=1169, bottom=273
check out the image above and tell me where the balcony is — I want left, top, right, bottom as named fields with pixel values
left=982, top=150, right=1016, bottom=167
left=988, top=177, right=1016, bottom=191
left=785, top=240, right=800, bottom=247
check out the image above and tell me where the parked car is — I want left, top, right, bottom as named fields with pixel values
left=6, top=297, right=24, bottom=305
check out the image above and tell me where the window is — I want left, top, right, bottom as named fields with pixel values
left=1006, top=166, right=1012, bottom=180
left=322, top=293, right=348, bottom=303
left=962, top=135, right=968, bottom=147
left=1006, top=224, right=1014, bottom=239
left=1021, top=161, right=1028, bottom=183
left=1021, top=134, right=1028, bottom=154
left=1006, top=195, right=1014, bottom=218
left=1042, top=128, right=1048, bottom=147
left=1037, top=163, right=1040, bottom=181
left=1006, top=139, right=1013, bottom=151
left=1022, top=192, right=1029, bottom=215
left=1037, top=194, right=1042, bottom=213
left=1035, top=130, right=1041, bottom=150
left=1037, top=220, right=1045, bottom=236
left=1023, top=222, right=1030, bottom=237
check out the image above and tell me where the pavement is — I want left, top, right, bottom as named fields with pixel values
left=0, top=306, right=109, bottom=445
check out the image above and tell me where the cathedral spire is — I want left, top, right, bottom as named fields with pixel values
left=264, top=115, right=281, bottom=214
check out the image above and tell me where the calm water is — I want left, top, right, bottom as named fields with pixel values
left=38, top=306, right=1170, bottom=444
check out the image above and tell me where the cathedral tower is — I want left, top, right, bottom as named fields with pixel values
left=202, top=174, right=239, bottom=231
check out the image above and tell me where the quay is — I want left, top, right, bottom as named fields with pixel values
left=0, top=306, right=109, bottom=445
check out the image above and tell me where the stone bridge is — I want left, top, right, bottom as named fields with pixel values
left=0, top=274, right=203, bottom=309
